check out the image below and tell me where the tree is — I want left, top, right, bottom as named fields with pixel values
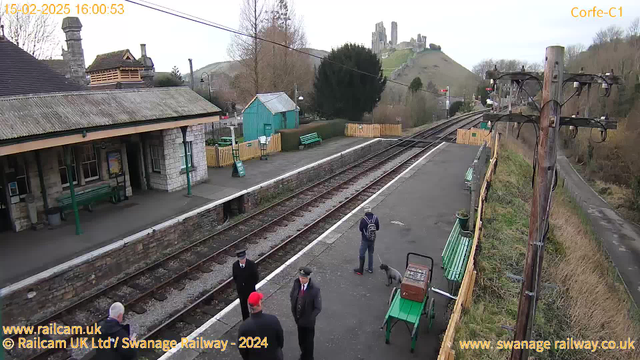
left=449, top=101, right=463, bottom=115
left=593, top=25, right=624, bottom=45
left=476, top=83, right=490, bottom=105
left=409, top=77, right=423, bottom=93
left=564, top=44, right=585, bottom=71
left=170, top=66, right=183, bottom=83
left=627, top=17, right=639, bottom=38
left=0, top=7, right=59, bottom=59
left=472, top=59, right=495, bottom=79
left=426, top=80, right=437, bottom=93
left=314, top=43, right=386, bottom=121
left=258, top=0, right=311, bottom=99
left=228, top=0, right=266, bottom=97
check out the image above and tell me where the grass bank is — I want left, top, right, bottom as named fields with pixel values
left=453, top=141, right=639, bottom=360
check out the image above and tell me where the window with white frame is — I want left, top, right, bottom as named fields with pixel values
left=58, top=149, right=78, bottom=187
left=179, top=142, right=193, bottom=170
left=80, top=145, right=100, bottom=181
left=150, top=145, right=162, bottom=173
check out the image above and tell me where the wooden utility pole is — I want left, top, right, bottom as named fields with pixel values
left=510, top=46, right=564, bottom=360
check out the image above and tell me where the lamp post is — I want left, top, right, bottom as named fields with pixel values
left=200, top=72, right=211, bottom=102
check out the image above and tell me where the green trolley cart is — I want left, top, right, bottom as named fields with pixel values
left=381, top=252, right=436, bottom=353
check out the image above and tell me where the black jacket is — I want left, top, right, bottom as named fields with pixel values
left=237, top=311, right=284, bottom=360
left=359, top=212, right=380, bottom=242
left=232, top=259, right=259, bottom=295
left=93, top=318, right=136, bottom=360
left=289, top=278, right=322, bottom=328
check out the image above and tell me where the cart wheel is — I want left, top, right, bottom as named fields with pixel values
left=426, top=298, right=435, bottom=330
left=388, top=287, right=398, bottom=306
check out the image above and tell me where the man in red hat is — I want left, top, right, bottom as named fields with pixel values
left=237, top=292, right=284, bottom=360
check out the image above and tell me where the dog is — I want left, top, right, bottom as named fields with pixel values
left=380, top=263, right=403, bottom=286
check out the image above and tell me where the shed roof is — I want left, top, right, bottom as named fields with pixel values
left=86, top=50, right=144, bottom=72
left=244, top=92, right=297, bottom=115
left=0, top=87, right=221, bottom=142
left=0, top=38, right=85, bottom=97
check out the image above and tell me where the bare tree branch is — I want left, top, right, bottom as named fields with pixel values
left=1, top=5, right=59, bottom=59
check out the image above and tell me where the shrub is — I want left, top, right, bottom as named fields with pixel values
left=278, top=120, right=347, bottom=151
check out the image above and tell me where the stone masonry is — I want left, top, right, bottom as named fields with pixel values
left=0, top=139, right=392, bottom=326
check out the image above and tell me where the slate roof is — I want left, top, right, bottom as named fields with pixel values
left=245, top=92, right=297, bottom=115
left=0, top=38, right=85, bottom=97
left=86, top=50, right=144, bottom=72
left=0, top=87, right=222, bottom=142
left=40, top=59, right=70, bottom=77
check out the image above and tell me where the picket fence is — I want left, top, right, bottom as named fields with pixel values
left=438, top=133, right=500, bottom=359
left=206, top=133, right=282, bottom=167
left=344, top=123, right=402, bottom=137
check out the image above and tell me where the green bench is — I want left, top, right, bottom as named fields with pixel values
left=464, top=167, right=473, bottom=188
left=217, top=137, right=236, bottom=147
left=441, top=219, right=473, bottom=293
left=299, top=132, right=322, bottom=148
left=56, top=184, right=117, bottom=220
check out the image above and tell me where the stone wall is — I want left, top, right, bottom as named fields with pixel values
left=163, top=125, right=208, bottom=192
left=4, top=140, right=133, bottom=232
left=0, top=139, right=392, bottom=326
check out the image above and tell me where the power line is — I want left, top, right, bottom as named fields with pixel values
left=124, top=0, right=444, bottom=96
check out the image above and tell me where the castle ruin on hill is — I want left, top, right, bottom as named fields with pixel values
left=371, top=21, right=427, bottom=56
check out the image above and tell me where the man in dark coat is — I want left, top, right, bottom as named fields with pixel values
left=289, top=267, right=321, bottom=360
left=232, top=249, right=259, bottom=321
left=237, top=292, right=284, bottom=360
left=94, top=302, right=136, bottom=360
left=354, top=204, right=380, bottom=275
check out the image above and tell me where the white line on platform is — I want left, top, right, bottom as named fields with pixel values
left=156, top=141, right=447, bottom=360
left=1, top=139, right=382, bottom=297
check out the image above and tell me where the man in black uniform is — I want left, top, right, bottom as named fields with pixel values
left=232, top=249, right=259, bottom=321
left=289, top=267, right=321, bottom=360
left=237, top=292, right=284, bottom=360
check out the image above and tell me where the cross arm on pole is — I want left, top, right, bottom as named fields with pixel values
left=483, top=112, right=618, bottom=130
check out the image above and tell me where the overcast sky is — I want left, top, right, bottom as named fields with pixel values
left=34, top=0, right=640, bottom=73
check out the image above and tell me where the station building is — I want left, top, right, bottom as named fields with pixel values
left=0, top=30, right=221, bottom=233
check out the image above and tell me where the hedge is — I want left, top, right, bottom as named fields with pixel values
left=278, top=119, right=347, bottom=151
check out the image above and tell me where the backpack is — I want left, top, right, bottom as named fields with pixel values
left=364, top=215, right=377, bottom=241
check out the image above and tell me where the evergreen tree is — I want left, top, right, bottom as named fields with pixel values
left=170, top=66, right=183, bottom=83
left=409, top=77, right=423, bottom=93
left=313, top=43, right=386, bottom=121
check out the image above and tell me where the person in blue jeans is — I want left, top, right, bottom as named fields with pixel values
left=354, top=205, right=380, bottom=275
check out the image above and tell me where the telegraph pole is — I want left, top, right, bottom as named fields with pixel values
left=510, top=46, right=564, bottom=360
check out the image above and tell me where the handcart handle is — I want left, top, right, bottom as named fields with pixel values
left=406, top=252, right=434, bottom=285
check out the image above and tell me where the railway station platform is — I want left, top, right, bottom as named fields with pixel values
left=160, top=142, right=481, bottom=360
left=0, top=137, right=372, bottom=288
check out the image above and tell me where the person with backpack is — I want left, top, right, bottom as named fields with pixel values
left=354, top=204, right=380, bottom=275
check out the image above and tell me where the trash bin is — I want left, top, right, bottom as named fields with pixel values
left=25, top=194, right=38, bottom=225
left=45, top=207, right=61, bottom=227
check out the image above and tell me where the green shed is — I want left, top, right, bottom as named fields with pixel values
left=242, top=92, right=298, bottom=142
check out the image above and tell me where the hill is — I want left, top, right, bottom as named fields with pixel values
left=383, top=49, right=481, bottom=99
left=186, top=48, right=328, bottom=85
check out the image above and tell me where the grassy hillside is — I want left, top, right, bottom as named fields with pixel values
left=381, top=49, right=413, bottom=77
left=383, top=49, right=481, bottom=99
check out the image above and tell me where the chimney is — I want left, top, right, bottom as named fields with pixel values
left=61, top=17, right=88, bottom=86
left=140, top=44, right=147, bottom=57
left=138, top=43, right=154, bottom=87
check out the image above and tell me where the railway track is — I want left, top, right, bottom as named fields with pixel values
left=3, top=110, right=486, bottom=360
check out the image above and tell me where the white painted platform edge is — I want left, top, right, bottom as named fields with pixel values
left=1, top=139, right=381, bottom=297
left=156, top=141, right=447, bottom=360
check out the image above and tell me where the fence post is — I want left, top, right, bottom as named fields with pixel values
left=215, top=144, right=220, bottom=168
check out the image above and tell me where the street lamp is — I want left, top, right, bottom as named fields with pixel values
left=200, top=72, right=211, bottom=102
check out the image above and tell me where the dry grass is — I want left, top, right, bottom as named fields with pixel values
left=454, top=138, right=639, bottom=360
left=549, top=191, right=639, bottom=360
